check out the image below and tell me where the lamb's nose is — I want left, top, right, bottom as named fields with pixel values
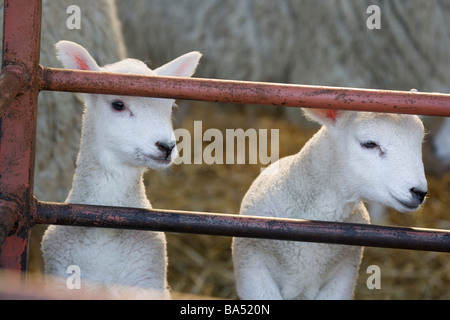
left=410, top=187, right=427, bottom=203
left=156, top=141, right=175, bottom=159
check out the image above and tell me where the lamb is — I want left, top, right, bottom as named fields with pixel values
left=232, top=109, right=428, bottom=300
left=0, top=0, right=127, bottom=276
left=41, top=40, right=201, bottom=299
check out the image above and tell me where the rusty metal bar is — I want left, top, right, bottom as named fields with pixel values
left=0, top=201, right=18, bottom=248
left=39, top=66, right=450, bottom=117
left=33, top=201, right=450, bottom=253
left=0, top=66, right=26, bottom=114
left=0, top=0, right=42, bottom=270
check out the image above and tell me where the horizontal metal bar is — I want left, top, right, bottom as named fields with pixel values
left=33, top=201, right=450, bottom=252
left=38, top=66, right=450, bottom=117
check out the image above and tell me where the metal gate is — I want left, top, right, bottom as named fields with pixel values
left=0, top=0, right=449, bottom=294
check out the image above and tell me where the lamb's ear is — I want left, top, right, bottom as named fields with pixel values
left=55, top=40, right=101, bottom=71
left=154, top=51, right=202, bottom=77
left=302, top=108, right=346, bottom=126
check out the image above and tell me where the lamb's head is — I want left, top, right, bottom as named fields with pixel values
left=55, top=40, right=201, bottom=170
left=304, top=108, right=428, bottom=213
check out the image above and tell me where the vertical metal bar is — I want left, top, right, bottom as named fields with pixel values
left=0, top=66, right=26, bottom=114
left=0, top=201, right=18, bottom=247
left=0, top=0, right=42, bottom=271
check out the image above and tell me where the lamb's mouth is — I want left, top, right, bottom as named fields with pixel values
left=391, top=194, right=420, bottom=211
left=145, top=154, right=172, bottom=165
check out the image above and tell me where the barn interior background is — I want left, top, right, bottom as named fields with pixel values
left=5, top=0, right=449, bottom=299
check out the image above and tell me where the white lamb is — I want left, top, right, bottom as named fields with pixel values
left=41, top=41, right=201, bottom=299
left=232, top=108, right=428, bottom=300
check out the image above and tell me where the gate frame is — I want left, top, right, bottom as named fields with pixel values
left=1, top=0, right=450, bottom=284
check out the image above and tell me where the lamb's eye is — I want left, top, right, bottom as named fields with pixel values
left=111, top=100, right=125, bottom=111
left=361, top=141, right=379, bottom=149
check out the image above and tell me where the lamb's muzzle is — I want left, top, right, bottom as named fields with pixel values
left=155, top=141, right=176, bottom=160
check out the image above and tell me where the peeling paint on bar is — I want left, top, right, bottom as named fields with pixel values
left=0, top=0, right=42, bottom=271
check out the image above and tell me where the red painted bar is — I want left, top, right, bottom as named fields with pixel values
left=0, top=66, right=26, bottom=114
left=0, top=201, right=18, bottom=248
left=0, top=0, right=42, bottom=271
left=39, top=66, right=450, bottom=117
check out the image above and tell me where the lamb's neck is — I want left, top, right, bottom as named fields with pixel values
left=67, top=146, right=150, bottom=208
left=291, top=127, right=357, bottom=219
